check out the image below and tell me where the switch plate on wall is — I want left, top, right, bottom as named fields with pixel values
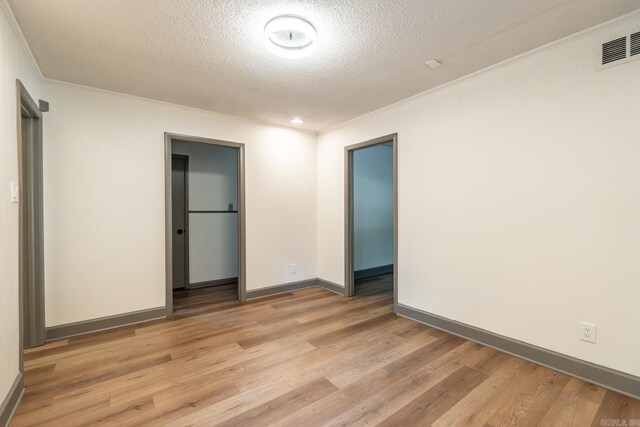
left=580, top=322, right=597, bottom=343
left=10, top=182, right=19, bottom=203
left=290, top=263, right=296, bottom=274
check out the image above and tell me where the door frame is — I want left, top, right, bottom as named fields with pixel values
left=344, top=133, right=398, bottom=310
left=171, top=154, right=190, bottom=290
left=17, top=80, right=46, bottom=364
left=164, top=133, right=247, bottom=315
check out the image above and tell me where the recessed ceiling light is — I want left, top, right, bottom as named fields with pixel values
left=425, top=59, right=442, bottom=69
left=290, top=118, right=304, bottom=124
left=265, top=16, right=317, bottom=59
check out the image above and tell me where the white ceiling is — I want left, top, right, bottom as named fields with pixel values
left=9, top=0, right=640, bottom=131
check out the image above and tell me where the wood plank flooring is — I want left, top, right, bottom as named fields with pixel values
left=13, top=274, right=640, bottom=426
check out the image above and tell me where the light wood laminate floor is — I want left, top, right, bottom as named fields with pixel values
left=13, top=275, right=640, bottom=426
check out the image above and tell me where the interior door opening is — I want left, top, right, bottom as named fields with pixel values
left=17, top=80, right=46, bottom=358
left=345, top=134, right=398, bottom=307
left=165, top=134, right=246, bottom=315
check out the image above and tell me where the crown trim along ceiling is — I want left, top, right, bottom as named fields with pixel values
left=8, top=0, right=640, bottom=131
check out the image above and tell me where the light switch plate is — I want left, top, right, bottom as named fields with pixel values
left=10, top=182, right=19, bottom=203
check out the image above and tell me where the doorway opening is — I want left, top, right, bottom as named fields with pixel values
left=17, top=80, right=46, bottom=361
left=345, top=134, right=397, bottom=308
left=165, top=133, right=246, bottom=315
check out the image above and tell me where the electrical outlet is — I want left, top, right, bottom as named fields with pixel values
left=290, top=263, right=296, bottom=274
left=580, top=322, right=596, bottom=343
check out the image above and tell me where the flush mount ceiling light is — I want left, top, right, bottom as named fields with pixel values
left=290, top=117, right=305, bottom=124
left=265, top=16, right=317, bottom=59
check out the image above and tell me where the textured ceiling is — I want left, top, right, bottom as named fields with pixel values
left=9, top=0, right=640, bottom=131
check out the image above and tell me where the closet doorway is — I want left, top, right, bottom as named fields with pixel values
left=345, top=134, right=398, bottom=308
left=165, top=133, right=246, bottom=315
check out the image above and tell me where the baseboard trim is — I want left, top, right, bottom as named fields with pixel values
left=46, top=306, right=166, bottom=341
left=354, top=264, right=394, bottom=280
left=316, top=278, right=346, bottom=295
left=0, top=373, right=23, bottom=427
left=188, top=277, right=238, bottom=289
left=245, top=278, right=318, bottom=300
left=396, top=303, right=640, bottom=400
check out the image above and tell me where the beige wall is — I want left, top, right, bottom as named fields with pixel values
left=42, top=80, right=317, bottom=327
left=0, top=2, right=40, bottom=406
left=317, top=13, right=640, bottom=376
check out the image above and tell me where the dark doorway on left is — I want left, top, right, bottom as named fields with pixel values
left=17, top=80, right=47, bottom=353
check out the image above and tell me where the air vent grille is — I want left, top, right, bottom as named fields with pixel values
left=631, top=31, right=640, bottom=57
left=602, top=36, right=627, bottom=65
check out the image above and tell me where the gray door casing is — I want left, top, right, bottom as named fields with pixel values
left=165, top=133, right=247, bottom=315
left=171, top=155, right=189, bottom=289
left=17, top=80, right=46, bottom=363
left=344, top=134, right=398, bottom=310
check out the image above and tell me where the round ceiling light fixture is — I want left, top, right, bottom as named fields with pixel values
left=264, top=15, right=317, bottom=59
left=290, top=117, right=304, bottom=124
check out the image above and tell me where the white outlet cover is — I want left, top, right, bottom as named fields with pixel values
left=580, top=322, right=597, bottom=344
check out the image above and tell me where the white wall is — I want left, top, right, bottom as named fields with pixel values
left=172, top=141, right=238, bottom=211
left=0, top=1, right=41, bottom=410
left=172, top=141, right=238, bottom=283
left=353, top=144, right=393, bottom=271
left=42, top=80, right=317, bottom=327
left=188, top=214, right=237, bottom=283
left=318, top=14, right=640, bottom=377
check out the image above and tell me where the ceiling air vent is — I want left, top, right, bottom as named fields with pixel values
left=596, top=30, right=640, bottom=70
left=631, top=31, right=640, bottom=57
left=601, top=36, right=627, bottom=65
